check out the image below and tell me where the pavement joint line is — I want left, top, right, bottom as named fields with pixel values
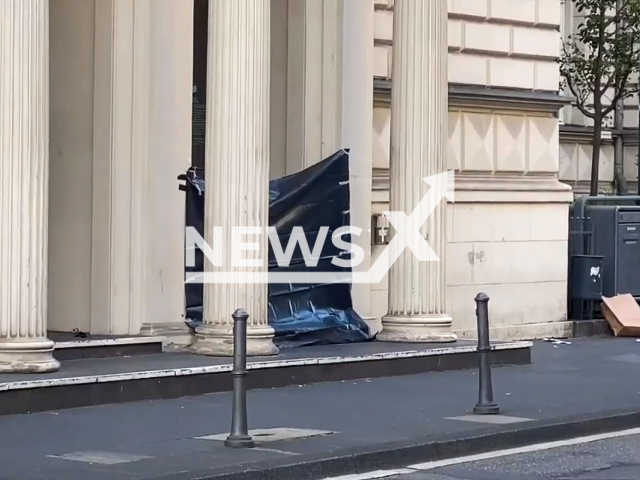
left=0, top=341, right=532, bottom=392
left=251, top=447, right=300, bottom=456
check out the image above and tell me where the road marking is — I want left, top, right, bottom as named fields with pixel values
left=320, top=469, right=415, bottom=480
left=409, top=427, right=640, bottom=470
left=446, top=414, right=534, bottom=424
left=320, top=427, right=640, bottom=480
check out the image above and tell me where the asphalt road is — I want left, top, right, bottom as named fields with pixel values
left=384, top=431, right=640, bottom=480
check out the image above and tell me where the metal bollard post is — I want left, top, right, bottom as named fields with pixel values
left=473, top=293, right=500, bottom=415
left=225, top=309, right=255, bottom=448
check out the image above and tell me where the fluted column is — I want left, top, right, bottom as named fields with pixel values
left=378, top=0, right=456, bottom=343
left=0, top=0, right=60, bottom=371
left=192, top=0, right=278, bottom=356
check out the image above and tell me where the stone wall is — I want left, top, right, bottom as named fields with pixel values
left=371, top=0, right=573, bottom=339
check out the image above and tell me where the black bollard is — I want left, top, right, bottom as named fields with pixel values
left=225, top=309, right=255, bottom=448
left=473, top=293, right=500, bottom=415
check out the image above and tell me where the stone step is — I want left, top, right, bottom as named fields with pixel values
left=52, top=336, right=165, bottom=361
left=0, top=340, right=531, bottom=416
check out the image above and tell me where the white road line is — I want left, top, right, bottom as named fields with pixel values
left=320, top=469, right=415, bottom=480
left=320, top=427, right=640, bottom=480
left=409, top=427, right=640, bottom=470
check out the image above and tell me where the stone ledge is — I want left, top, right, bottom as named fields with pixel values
left=449, top=13, right=560, bottom=30
left=0, top=341, right=531, bottom=415
left=373, top=171, right=574, bottom=204
left=374, top=4, right=560, bottom=30
left=52, top=336, right=165, bottom=361
left=454, top=321, right=573, bottom=341
left=572, top=319, right=613, bottom=337
left=560, top=125, right=639, bottom=147
left=561, top=180, right=616, bottom=196
left=0, top=341, right=532, bottom=393
left=374, top=79, right=572, bottom=113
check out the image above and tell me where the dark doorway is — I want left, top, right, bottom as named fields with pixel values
left=192, top=0, right=208, bottom=169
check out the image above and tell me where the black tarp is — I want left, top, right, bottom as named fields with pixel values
left=182, top=150, right=371, bottom=348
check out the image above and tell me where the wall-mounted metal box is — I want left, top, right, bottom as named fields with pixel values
left=586, top=205, right=640, bottom=297
left=570, top=254, right=603, bottom=300
left=371, top=213, right=390, bottom=245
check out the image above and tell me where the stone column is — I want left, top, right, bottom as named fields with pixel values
left=193, top=0, right=278, bottom=356
left=377, top=0, right=456, bottom=343
left=0, top=0, right=60, bottom=372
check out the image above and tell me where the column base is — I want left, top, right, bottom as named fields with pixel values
left=474, top=403, right=500, bottom=415
left=378, top=314, right=458, bottom=343
left=191, top=324, right=279, bottom=357
left=0, top=339, right=61, bottom=373
left=140, top=322, right=195, bottom=351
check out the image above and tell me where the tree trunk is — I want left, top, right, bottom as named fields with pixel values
left=614, top=132, right=628, bottom=195
left=614, top=102, right=627, bottom=194
left=613, top=0, right=628, bottom=196
left=590, top=7, right=606, bottom=197
left=591, top=110, right=603, bottom=196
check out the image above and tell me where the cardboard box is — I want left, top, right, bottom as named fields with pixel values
left=601, top=294, right=640, bottom=337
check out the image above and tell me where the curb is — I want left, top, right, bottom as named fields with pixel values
left=0, top=344, right=530, bottom=416
left=157, top=407, right=640, bottom=480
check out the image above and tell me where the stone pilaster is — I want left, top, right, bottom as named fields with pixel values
left=285, top=0, right=343, bottom=174
left=192, top=0, right=278, bottom=356
left=378, top=0, right=456, bottom=343
left=138, top=0, right=194, bottom=349
left=91, top=0, right=148, bottom=336
left=342, top=0, right=375, bottom=329
left=91, top=0, right=193, bottom=343
left=0, top=0, right=60, bottom=372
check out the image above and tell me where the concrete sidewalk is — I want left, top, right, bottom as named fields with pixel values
left=1, top=337, right=640, bottom=480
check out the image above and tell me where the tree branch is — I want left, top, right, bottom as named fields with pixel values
left=603, top=83, right=639, bottom=116
left=565, top=75, right=597, bottom=119
left=602, top=61, right=638, bottom=116
left=600, top=75, right=614, bottom=97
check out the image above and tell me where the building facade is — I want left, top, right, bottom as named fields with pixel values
left=0, top=0, right=573, bottom=373
left=558, top=0, right=640, bottom=195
